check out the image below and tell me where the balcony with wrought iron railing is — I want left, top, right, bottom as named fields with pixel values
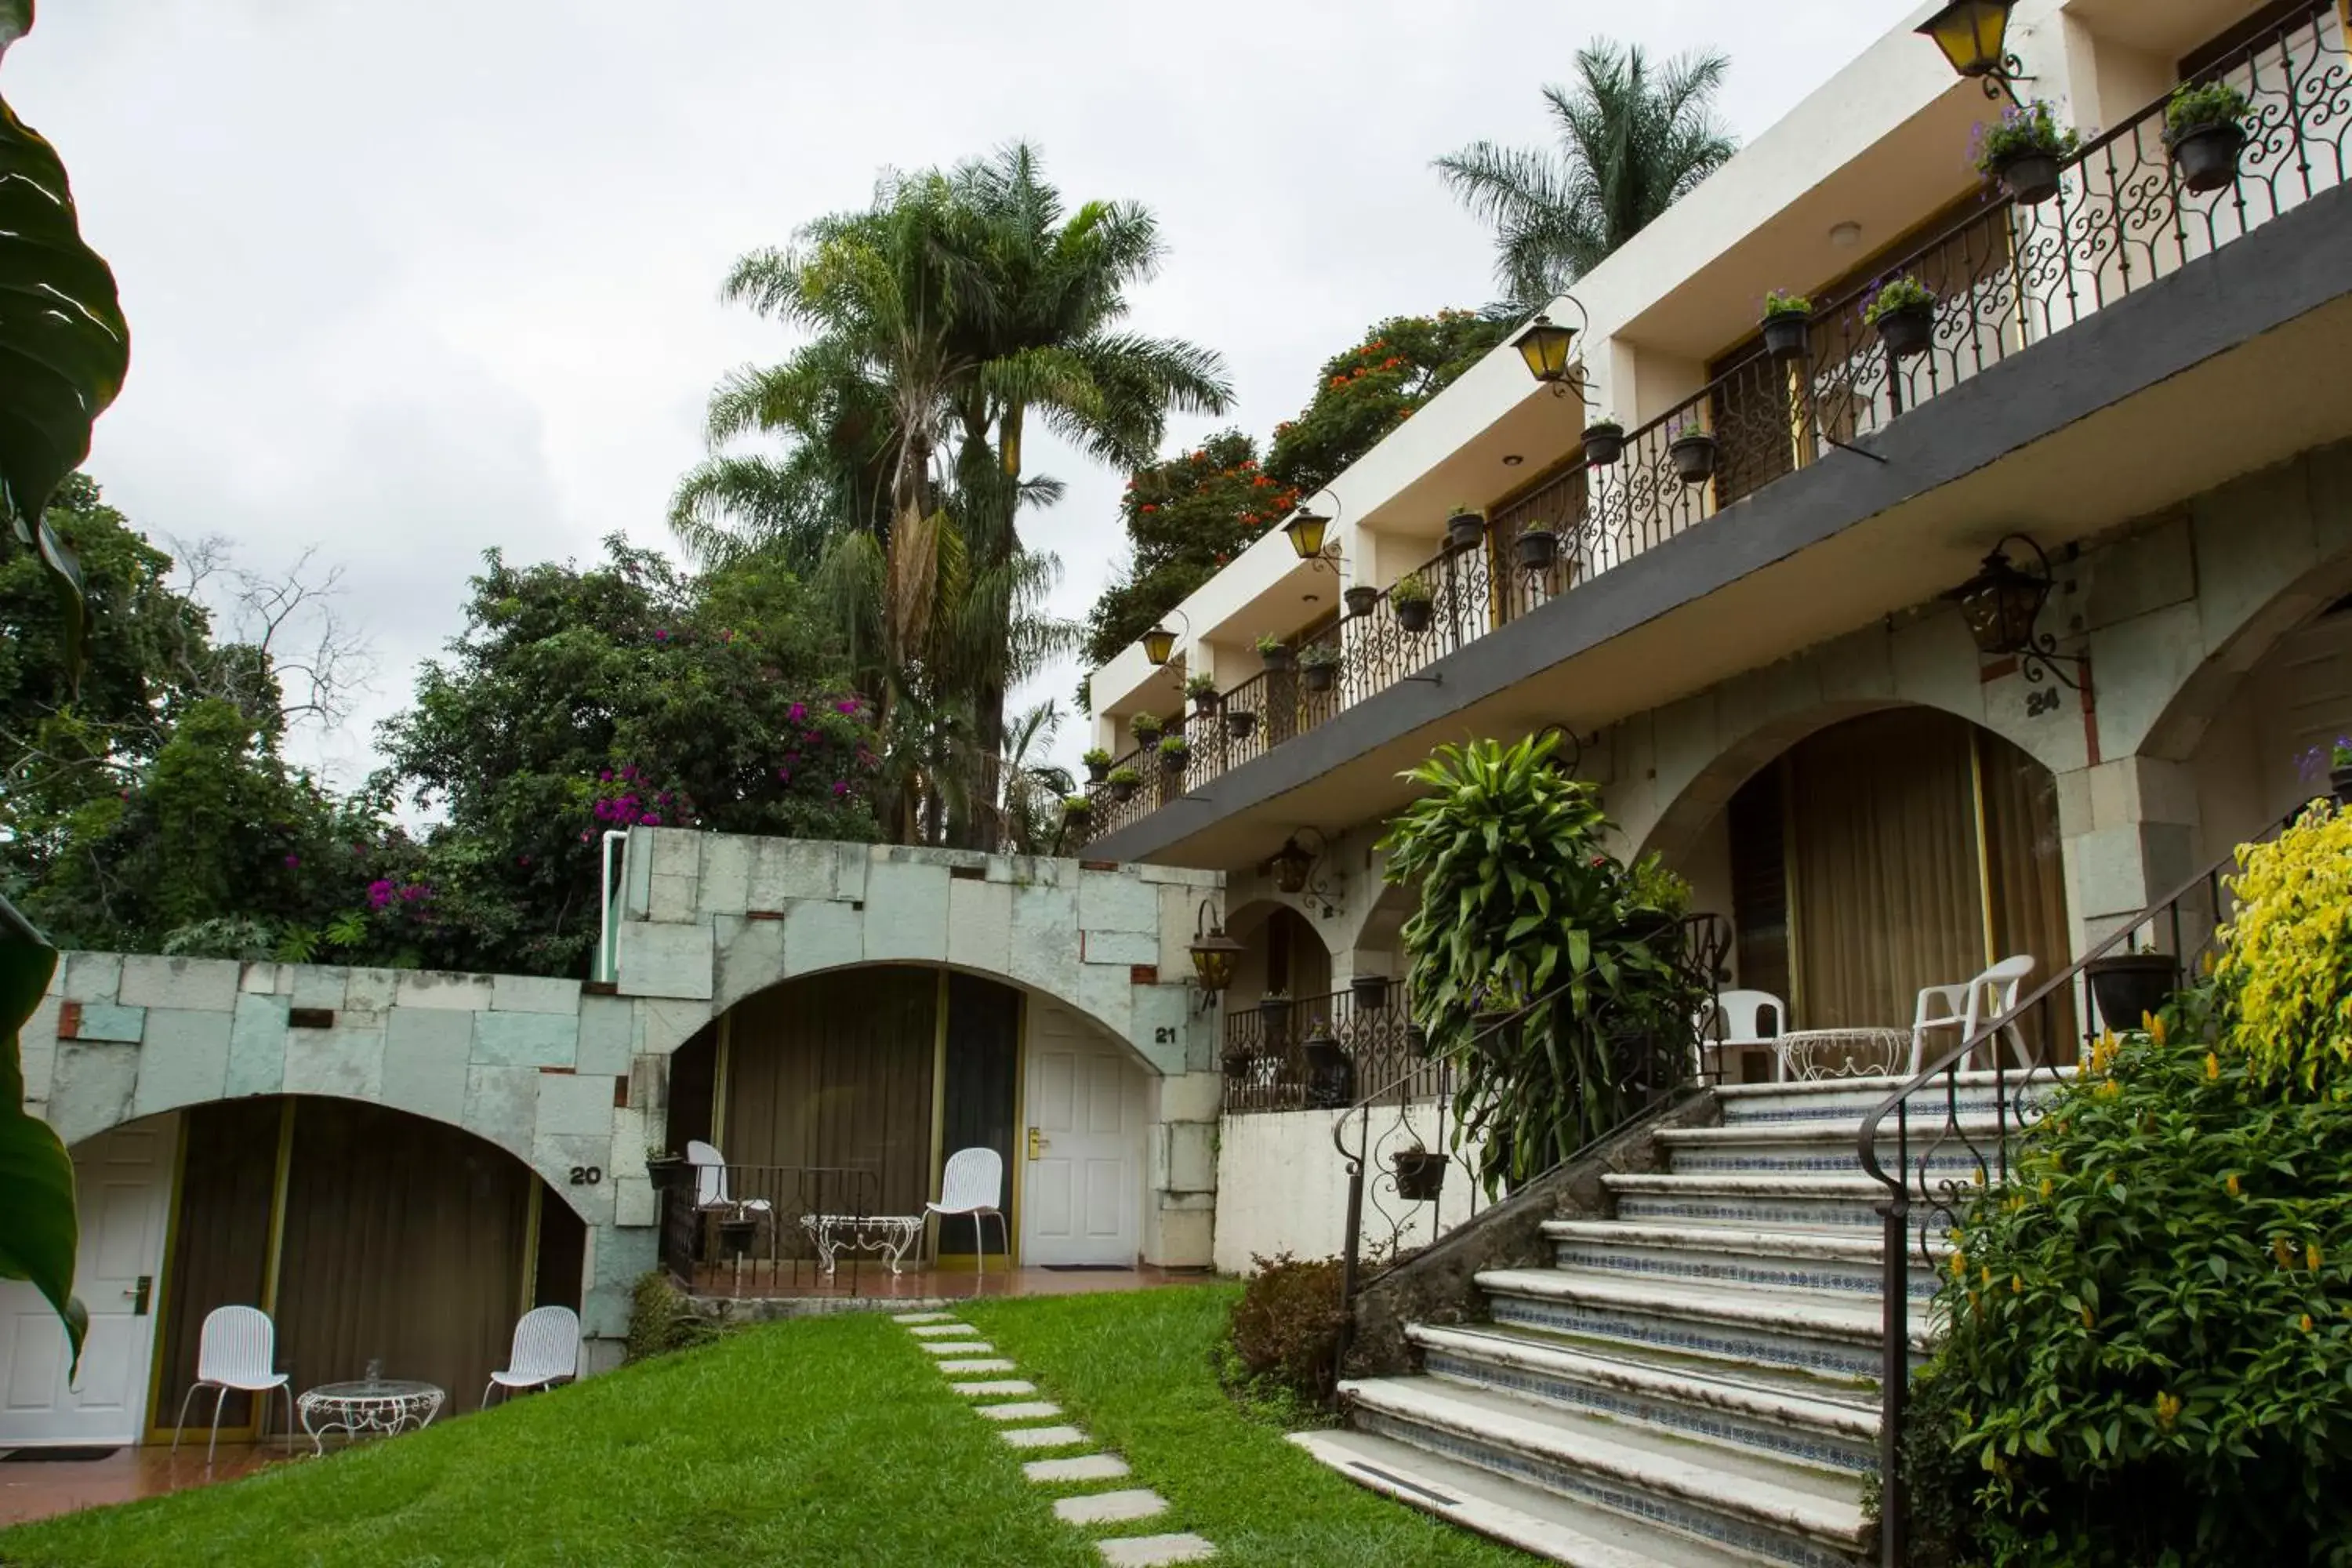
left=1070, top=2, right=2350, bottom=851
left=1219, top=979, right=1439, bottom=1116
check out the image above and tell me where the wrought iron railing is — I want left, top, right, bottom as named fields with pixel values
left=1854, top=804, right=2307, bottom=1564
left=1220, top=982, right=1437, bottom=1115
left=656, top=1163, right=899, bottom=1298
left=1074, top=2, right=2350, bottom=848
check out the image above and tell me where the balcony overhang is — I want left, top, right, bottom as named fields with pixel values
left=1088, top=180, right=2352, bottom=871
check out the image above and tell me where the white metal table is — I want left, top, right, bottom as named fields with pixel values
left=1774, top=1027, right=1911, bottom=1081
left=296, top=1378, right=445, bottom=1455
left=799, top=1212, right=924, bottom=1275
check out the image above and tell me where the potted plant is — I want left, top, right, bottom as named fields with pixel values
left=1973, top=100, right=2078, bottom=206
left=2085, top=946, right=2182, bottom=1035
left=1255, top=633, right=1293, bottom=673
left=1582, top=417, right=1626, bottom=467
left=645, top=1145, right=690, bottom=1192
left=1158, top=733, right=1190, bottom=774
left=715, top=1214, right=760, bottom=1259
left=1865, top=276, right=1939, bottom=359
left=1081, top=746, right=1112, bottom=784
left=1298, top=641, right=1341, bottom=692
left=1131, top=709, right=1163, bottom=742
left=1344, top=583, right=1380, bottom=618
left=2165, top=79, right=2250, bottom=194
left=1513, top=527, right=1558, bottom=573
left=1256, top=990, right=1292, bottom=1044
left=1760, top=291, right=1814, bottom=360
left=1469, top=969, right=1530, bottom=1056
left=1666, top=417, right=1719, bottom=485
left=1392, top=572, right=1434, bottom=633
left=1390, top=1143, right=1447, bottom=1202
left=1185, top=672, right=1221, bottom=715
left=1302, top=1020, right=1355, bottom=1108
left=1350, top=972, right=1392, bottom=1011
left=1445, top=507, right=1487, bottom=554
left=1106, top=764, right=1142, bottom=803
left=1062, top=793, right=1094, bottom=827
left=1225, top=706, right=1258, bottom=740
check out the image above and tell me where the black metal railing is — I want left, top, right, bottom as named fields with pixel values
left=656, top=1163, right=897, bottom=1298
left=1220, top=982, right=1436, bottom=1115
left=1074, top=2, right=2350, bottom=848
left=1855, top=805, right=2306, bottom=1564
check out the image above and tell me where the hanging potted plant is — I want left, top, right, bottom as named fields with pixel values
left=1344, top=583, right=1380, bottom=619
left=1865, top=276, right=1939, bottom=359
left=1185, top=672, right=1221, bottom=716
left=1062, top=793, right=1094, bottom=830
left=1106, top=765, right=1142, bottom=804
left=1513, top=526, right=1558, bottom=573
left=1392, top=572, right=1434, bottom=633
left=1390, top=1142, right=1447, bottom=1202
left=1301, top=1019, right=1355, bottom=1108
left=1256, top=989, right=1292, bottom=1045
left=1158, top=733, right=1191, bottom=774
left=1225, top=706, right=1258, bottom=740
left=1298, top=641, right=1341, bottom=693
left=1445, top=507, right=1487, bottom=554
left=1972, top=100, right=2078, bottom=206
left=1666, top=416, right=1719, bottom=485
left=1130, top=710, right=1163, bottom=747
left=1760, top=291, right=1814, bottom=360
left=1350, top=972, right=1392, bottom=1011
left=1582, top=417, right=1626, bottom=466
left=1082, top=747, right=1112, bottom=784
left=645, top=1145, right=691, bottom=1193
left=2084, top=943, right=2182, bottom=1035
left=2165, top=79, right=2250, bottom=194
left=1256, top=633, right=1293, bottom=673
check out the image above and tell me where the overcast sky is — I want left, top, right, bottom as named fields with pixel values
left=16, top=0, right=1914, bottom=789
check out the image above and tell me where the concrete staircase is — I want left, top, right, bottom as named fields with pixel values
left=1293, top=1071, right=2026, bottom=1567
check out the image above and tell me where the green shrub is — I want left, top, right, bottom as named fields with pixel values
left=2212, top=802, right=2352, bottom=1095
left=1224, top=1253, right=1348, bottom=1405
left=1865, top=275, right=1937, bottom=325
left=2168, top=80, right=2251, bottom=137
left=1916, top=1016, right=2352, bottom=1565
left=626, top=1272, right=724, bottom=1363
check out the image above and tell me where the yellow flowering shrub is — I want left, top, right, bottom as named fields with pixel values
left=2214, top=801, right=2352, bottom=1094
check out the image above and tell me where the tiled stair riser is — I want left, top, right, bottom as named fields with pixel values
left=1352, top=1408, right=1861, bottom=1568
left=1419, top=1350, right=1877, bottom=1474
left=1661, top=1144, right=1995, bottom=1178
left=1610, top=1194, right=1889, bottom=1232
left=1548, top=1241, right=1940, bottom=1301
left=1486, top=1294, right=1886, bottom=1382
left=1718, top=1084, right=2057, bottom=1128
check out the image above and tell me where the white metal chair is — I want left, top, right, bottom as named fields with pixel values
left=1909, top=954, right=2036, bottom=1073
left=172, top=1304, right=292, bottom=1461
left=927, top=1147, right=1008, bottom=1278
left=1694, top=989, right=1788, bottom=1081
left=481, top=1305, right=579, bottom=1410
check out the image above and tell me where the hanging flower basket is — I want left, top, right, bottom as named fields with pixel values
left=1514, top=528, right=1559, bottom=573
left=1582, top=421, right=1626, bottom=466
left=1992, top=150, right=2063, bottom=205
left=645, top=1154, right=691, bottom=1193
left=2169, top=122, right=2246, bottom=194
left=1760, top=298, right=1813, bottom=360
left=1390, top=1147, right=1447, bottom=1202
left=1108, top=770, right=1140, bottom=804
left=1668, top=430, right=1719, bottom=485
left=1445, top=510, right=1487, bottom=553
left=1300, top=650, right=1340, bottom=692
left=1302, top=1029, right=1355, bottom=1109
left=1344, top=585, right=1380, bottom=618
left=1159, top=740, right=1189, bottom=775
left=1225, top=709, right=1258, bottom=740
left=1396, top=597, right=1433, bottom=634
left=2085, top=953, right=2182, bottom=1035
left=1083, top=757, right=1110, bottom=785
left=1259, top=644, right=1294, bottom=673
left=1875, top=303, right=1936, bottom=359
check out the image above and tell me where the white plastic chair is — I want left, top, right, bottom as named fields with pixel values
left=172, top=1305, right=292, bottom=1461
left=927, top=1148, right=1007, bottom=1278
left=685, top=1139, right=773, bottom=1217
left=1693, top=989, right=1788, bottom=1081
left=1909, top=954, right=2036, bottom=1073
left=481, top=1305, right=579, bottom=1410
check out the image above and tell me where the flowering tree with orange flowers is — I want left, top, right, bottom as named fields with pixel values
left=1265, top=309, right=1515, bottom=498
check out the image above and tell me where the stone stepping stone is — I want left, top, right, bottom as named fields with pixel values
left=975, top=1400, right=1061, bottom=1421
left=938, top=1358, right=1016, bottom=1374
left=1054, top=1489, right=1168, bottom=1526
left=917, top=1341, right=993, bottom=1355
left=1098, top=1534, right=1215, bottom=1565
left=1000, top=1424, right=1090, bottom=1450
left=891, top=1312, right=954, bottom=1323
left=1025, top=1454, right=1129, bottom=1483
left=949, top=1379, right=1036, bottom=1396
left=908, top=1323, right=981, bottom=1338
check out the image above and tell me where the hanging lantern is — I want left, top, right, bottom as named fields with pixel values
left=1142, top=626, right=1177, bottom=665
left=1283, top=509, right=1331, bottom=561
left=1916, top=0, right=2016, bottom=82
left=1953, top=545, right=2051, bottom=658
left=1511, top=314, right=1577, bottom=384
left=1187, top=902, right=1244, bottom=993
left=1266, top=835, right=1315, bottom=895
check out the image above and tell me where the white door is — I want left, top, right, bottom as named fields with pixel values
left=1021, top=1006, right=1145, bottom=1267
left=0, top=1116, right=176, bottom=1446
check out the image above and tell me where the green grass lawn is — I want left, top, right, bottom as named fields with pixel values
left=0, top=1283, right=1526, bottom=1567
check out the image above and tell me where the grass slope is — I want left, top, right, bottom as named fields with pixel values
left=0, top=1283, right=1529, bottom=1566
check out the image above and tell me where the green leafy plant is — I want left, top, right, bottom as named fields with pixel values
left=1254, top=633, right=1285, bottom=655
left=1185, top=672, right=1219, bottom=699
left=1130, top=710, right=1163, bottom=739
left=1158, top=733, right=1189, bottom=756
left=1391, top=572, right=1432, bottom=606
left=2167, top=79, right=2251, bottom=136
left=1378, top=733, right=1704, bottom=1192
left=1082, top=746, right=1112, bottom=768
left=1864, top=275, right=1937, bottom=325
left=2212, top=801, right=2352, bottom=1094
left=1762, top=290, right=1813, bottom=318
left=625, top=1272, right=725, bottom=1363
left=1297, top=641, right=1341, bottom=670
left=1105, top=765, right=1141, bottom=786
left=1062, top=793, right=1092, bottom=813
left=1223, top=1253, right=1348, bottom=1405
left=1971, top=100, right=2081, bottom=175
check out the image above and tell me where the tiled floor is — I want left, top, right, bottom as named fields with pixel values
left=685, top=1261, right=1202, bottom=1302
left=0, top=1442, right=295, bottom=1528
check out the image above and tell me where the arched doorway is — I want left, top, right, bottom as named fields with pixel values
left=1668, top=707, right=2074, bottom=1076
left=0, top=1098, right=583, bottom=1450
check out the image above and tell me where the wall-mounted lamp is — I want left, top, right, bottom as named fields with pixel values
left=1187, top=898, right=1245, bottom=1014
left=1950, top=533, right=2089, bottom=691
left=1916, top=0, right=2031, bottom=105
left=1509, top=299, right=1594, bottom=409
left=1142, top=608, right=1190, bottom=667
left=1283, top=490, right=1345, bottom=574
left=1264, top=827, right=1339, bottom=913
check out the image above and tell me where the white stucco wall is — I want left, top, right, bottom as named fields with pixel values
left=1211, top=1103, right=1485, bottom=1276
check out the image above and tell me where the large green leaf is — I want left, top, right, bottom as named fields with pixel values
left=0, top=893, right=80, bottom=1370
left=0, top=0, right=129, bottom=691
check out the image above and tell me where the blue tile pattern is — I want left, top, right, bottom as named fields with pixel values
left=1612, top=1196, right=1884, bottom=1230
left=1552, top=1243, right=1939, bottom=1300
left=1489, top=1294, right=1882, bottom=1380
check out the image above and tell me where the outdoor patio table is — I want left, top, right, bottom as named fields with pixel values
left=296, top=1378, right=445, bottom=1455
left=1773, top=1026, right=1911, bottom=1082
left=799, top=1212, right=924, bottom=1275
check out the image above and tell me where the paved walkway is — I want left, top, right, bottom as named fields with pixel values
left=897, top=1312, right=1218, bottom=1566
left=0, top=1443, right=293, bottom=1527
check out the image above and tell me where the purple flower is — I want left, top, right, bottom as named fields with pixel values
left=367, top=878, right=396, bottom=909
left=642, top=813, right=662, bottom=826
left=283, top=854, right=301, bottom=869
left=599, top=769, right=613, bottom=782
left=653, top=629, right=670, bottom=643
left=788, top=702, right=808, bottom=722
left=835, top=699, right=860, bottom=715
left=401, top=884, right=430, bottom=903
left=579, top=830, right=593, bottom=843
left=832, top=780, right=849, bottom=797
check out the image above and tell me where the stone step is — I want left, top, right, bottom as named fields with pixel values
left=1715, top=1068, right=2068, bottom=1128
left=1474, top=1267, right=1928, bottom=1383
left=1603, top=1173, right=1895, bottom=1236
left=1655, top=1118, right=2013, bottom=1178
left=1339, top=1376, right=1872, bottom=1568
left=1409, top=1323, right=1878, bottom=1475
left=1543, top=1218, right=1944, bottom=1301
left=1291, top=1425, right=1773, bottom=1568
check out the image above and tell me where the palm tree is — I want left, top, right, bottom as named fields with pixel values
left=1436, top=41, right=1738, bottom=307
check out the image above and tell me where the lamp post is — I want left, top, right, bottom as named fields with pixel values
left=1915, top=0, right=2031, bottom=104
